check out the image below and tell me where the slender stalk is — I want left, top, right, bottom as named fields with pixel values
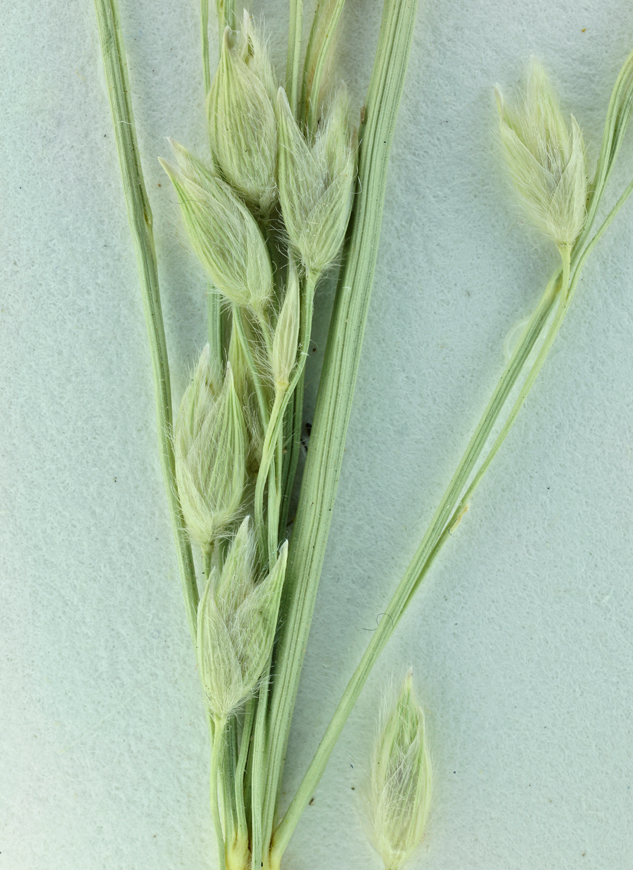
left=279, top=374, right=304, bottom=532
left=251, top=275, right=317, bottom=859
left=201, top=0, right=211, bottom=95
left=250, top=280, right=317, bottom=864
left=275, top=436, right=284, bottom=528
left=201, top=0, right=240, bottom=382
left=93, top=0, right=199, bottom=641
left=266, top=457, right=280, bottom=561
left=286, top=0, right=304, bottom=115
left=220, top=717, right=239, bottom=852
left=450, top=181, right=633, bottom=552
left=216, top=0, right=235, bottom=33
left=450, top=249, right=569, bottom=518
left=254, top=276, right=316, bottom=556
left=202, top=545, right=214, bottom=581
left=249, top=671, right=272, bottom=870
left=277, top=271, right=319, bottom=535
left=302, top=0, right=347, bottom=134
left=253, top=308, right=275, bottom=360
left=262, top=0, right=420, bottom=854
left=233, top=306, right=270, bottom=428
left=199, top=0, right=229, bottom=393
left=210, top=719, right=228, bottom=870
left=207, top=288, right=224, bottom=368
left=580, top=46, right=633, bottom=236
left=568, top=176, right=633, bottom=310
left=234, top=700, right=255, bottom=841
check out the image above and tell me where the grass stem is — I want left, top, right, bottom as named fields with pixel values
left=93, top=0, right=199, bottom=642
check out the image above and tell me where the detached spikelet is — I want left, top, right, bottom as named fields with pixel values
left=196, top=518, right=288, bottom=722
left=174, top=350, right=247, bottom=553
left=271, top=253, right=301, bottom=390
left=160, top=141, right=273, bottom=313
left=368, top=672, right=432, bottom=870
left=208, top=13, right=278, bottom=212
left=276, top=87, right=356, bottom=275
left=496, top=61, right=588, bottom=247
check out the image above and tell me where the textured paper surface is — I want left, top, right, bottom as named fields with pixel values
left=2, top=0, right=633, bottom=867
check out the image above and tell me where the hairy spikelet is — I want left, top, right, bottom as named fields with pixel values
left=367, top=673, right=432, bottom=870
left=160, top=141, right=273, bottom=312
left=208, top=13, right=278, bottom=212
left=496, top=61, right=588, bottom=247
left=174, top=350, right=247, bottom=552
left=196, top=518, right=288, bottom=721
left=276, top=87, right=356, bottom=275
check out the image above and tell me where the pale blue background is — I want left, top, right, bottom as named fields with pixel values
left=2, top=0, right=633, bottom=868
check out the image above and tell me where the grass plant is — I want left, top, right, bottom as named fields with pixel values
left=93, top=1, right=633, bottom=866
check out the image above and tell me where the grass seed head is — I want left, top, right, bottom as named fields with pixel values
left=174, top=353, right=248, bottom=552
left=207, top=14, right=278, bottom=213
left=196, top=519, right=288, bottom=721
left=276, top=87, right=356, bottom=276
left=160, top=141, right=274, bottom=312
left=496, top=61, right=588, bottom=248
left=368, top=672, right=432, bottom=870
